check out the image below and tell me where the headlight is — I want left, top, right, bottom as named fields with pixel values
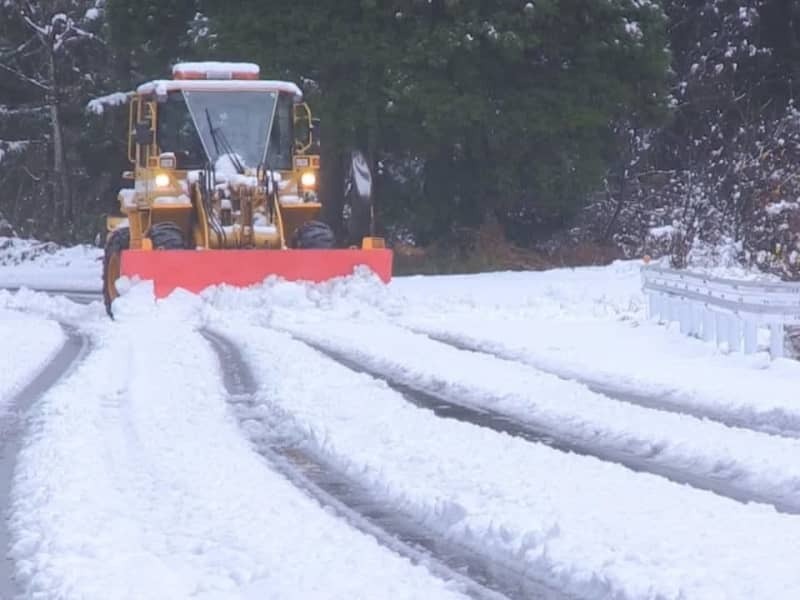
left=155, top=173, right=171, bottom=188
left=300, top=171, right=317, bottom=188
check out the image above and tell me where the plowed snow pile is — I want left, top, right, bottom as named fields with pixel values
left=200, top=262, right=800, bottom=436
left=8, top=291, right=468, bottom=600
left=0, top=236, right=101, bottom=291
left=7, top=252, right=800, bottom=599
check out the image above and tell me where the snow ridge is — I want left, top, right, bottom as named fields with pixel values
left=212, top=314, right=800, bottom=600
left=8, top=301, right=468, bottom=600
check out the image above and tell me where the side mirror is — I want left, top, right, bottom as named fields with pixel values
left=349, top=150, right=372, bottom=202
left=134, top=121, right=152, bottom=146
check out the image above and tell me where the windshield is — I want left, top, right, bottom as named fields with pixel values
left=157, top=93, right=206, bottom=168
left=183, top=90, right=278, bottom=169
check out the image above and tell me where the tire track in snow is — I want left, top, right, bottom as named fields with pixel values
left=291, top=335, right=800, bottom=516
left=203, top=329, right=573, bottom=600
left=0, top=325, right=90, bottom=598
left=416, top=328, right=800, bottom=440
left=1, top=287, right=102, bottom=306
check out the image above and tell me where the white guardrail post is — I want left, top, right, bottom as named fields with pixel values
left=641, top=266, right=800, bottom=359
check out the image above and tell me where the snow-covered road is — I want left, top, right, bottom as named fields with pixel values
left=0, top=309, right=66, bottom=405
left=209, top=317, right=800, bottom=599
left=3, top=301, right=474, bottom=600
left=203, top=328, right=555, bottom=600
left=0, top=321, right=88, bottom=599
left=282, top=320, right=800, bottom=514
left=2, top=246, right=800, bottom=598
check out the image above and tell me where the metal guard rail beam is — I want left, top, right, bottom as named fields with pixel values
left=641, top=266, right=799, bottom=358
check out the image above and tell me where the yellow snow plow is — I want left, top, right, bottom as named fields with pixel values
left=102, top=62, right=391, bottom=317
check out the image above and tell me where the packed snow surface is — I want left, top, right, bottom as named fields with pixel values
left=8, top=293, right=468, bottom=600
left=386, top=262, right=800, bottom=433
left=278, top=319, right=800, bottom=511
left=193, top=260, right=800, bottom=441
left=400, top=313, right=800, bottom=433
left=6, top=248, right=800, bottom=598
left=254, top=260, right=800, bottom=435
left=207, top=314, right=800, bottom=600
left=0, top=237, right=101, bottom=292
left=0, top=309, right=64, bottom=403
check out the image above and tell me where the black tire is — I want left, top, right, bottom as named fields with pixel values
left=103, top=226, right=130, bottom=318
left=148, top=221, right=186, bottom=249
left=291, top=220, right=336, bottom=249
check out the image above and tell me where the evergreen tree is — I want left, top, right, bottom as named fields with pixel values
left=106, top=0, right=200, bottom=85
left=0, top=0, right=108, bottom=240
left=204, top=0, right=670, bottom=244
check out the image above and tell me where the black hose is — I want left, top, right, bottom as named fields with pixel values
left=202, top=164, right=227, bottom=248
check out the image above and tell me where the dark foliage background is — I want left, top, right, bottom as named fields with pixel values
left=2, top=1, right=800, bottom=276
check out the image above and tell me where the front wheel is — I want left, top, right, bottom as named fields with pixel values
left=148, top=221, right=186, bottom=249
left=291, top=220, right=336, bottom=249
left=103, top=226, right=130, bottom=318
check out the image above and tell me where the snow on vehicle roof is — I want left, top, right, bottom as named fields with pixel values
left=172, top=61, right=260, bottom=76
left=136, top=79, right=303, bottom=100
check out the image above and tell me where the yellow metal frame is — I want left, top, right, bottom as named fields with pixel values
left=127, top=97, right=138, bottom=163
left=108, top=81, right=353, bottom=254
left=293, top=103, right=314, bottom=155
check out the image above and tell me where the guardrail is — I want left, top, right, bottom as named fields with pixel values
left=641, top=266, right=800, bottom=358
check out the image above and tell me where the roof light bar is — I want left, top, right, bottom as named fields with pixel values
left=172, top=62, right=260, bottom=81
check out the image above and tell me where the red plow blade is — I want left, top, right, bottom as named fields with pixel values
left=121, top=249, right=393, bottom=298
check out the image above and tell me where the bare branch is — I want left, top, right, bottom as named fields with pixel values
left=0, top=62, right=50, bottom=93
left=54, top=23, right=105, bottom=52
left=0, top=104, right=48, bottom=115
left=22, top=165, right=42, bottom=182
left=22, top=14, right=49, bottom=39
left=0, top=35, right=37, bottom=61
left=70, top=24, right=99, bottom=40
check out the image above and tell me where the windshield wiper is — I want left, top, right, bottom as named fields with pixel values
left=205, top=109, right=245, bottom=174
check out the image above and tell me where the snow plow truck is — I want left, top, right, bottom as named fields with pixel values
left=102, top=62, right=392, bottom=317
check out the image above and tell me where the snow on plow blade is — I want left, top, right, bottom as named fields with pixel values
left=121, top=249, right=393, bottom=298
